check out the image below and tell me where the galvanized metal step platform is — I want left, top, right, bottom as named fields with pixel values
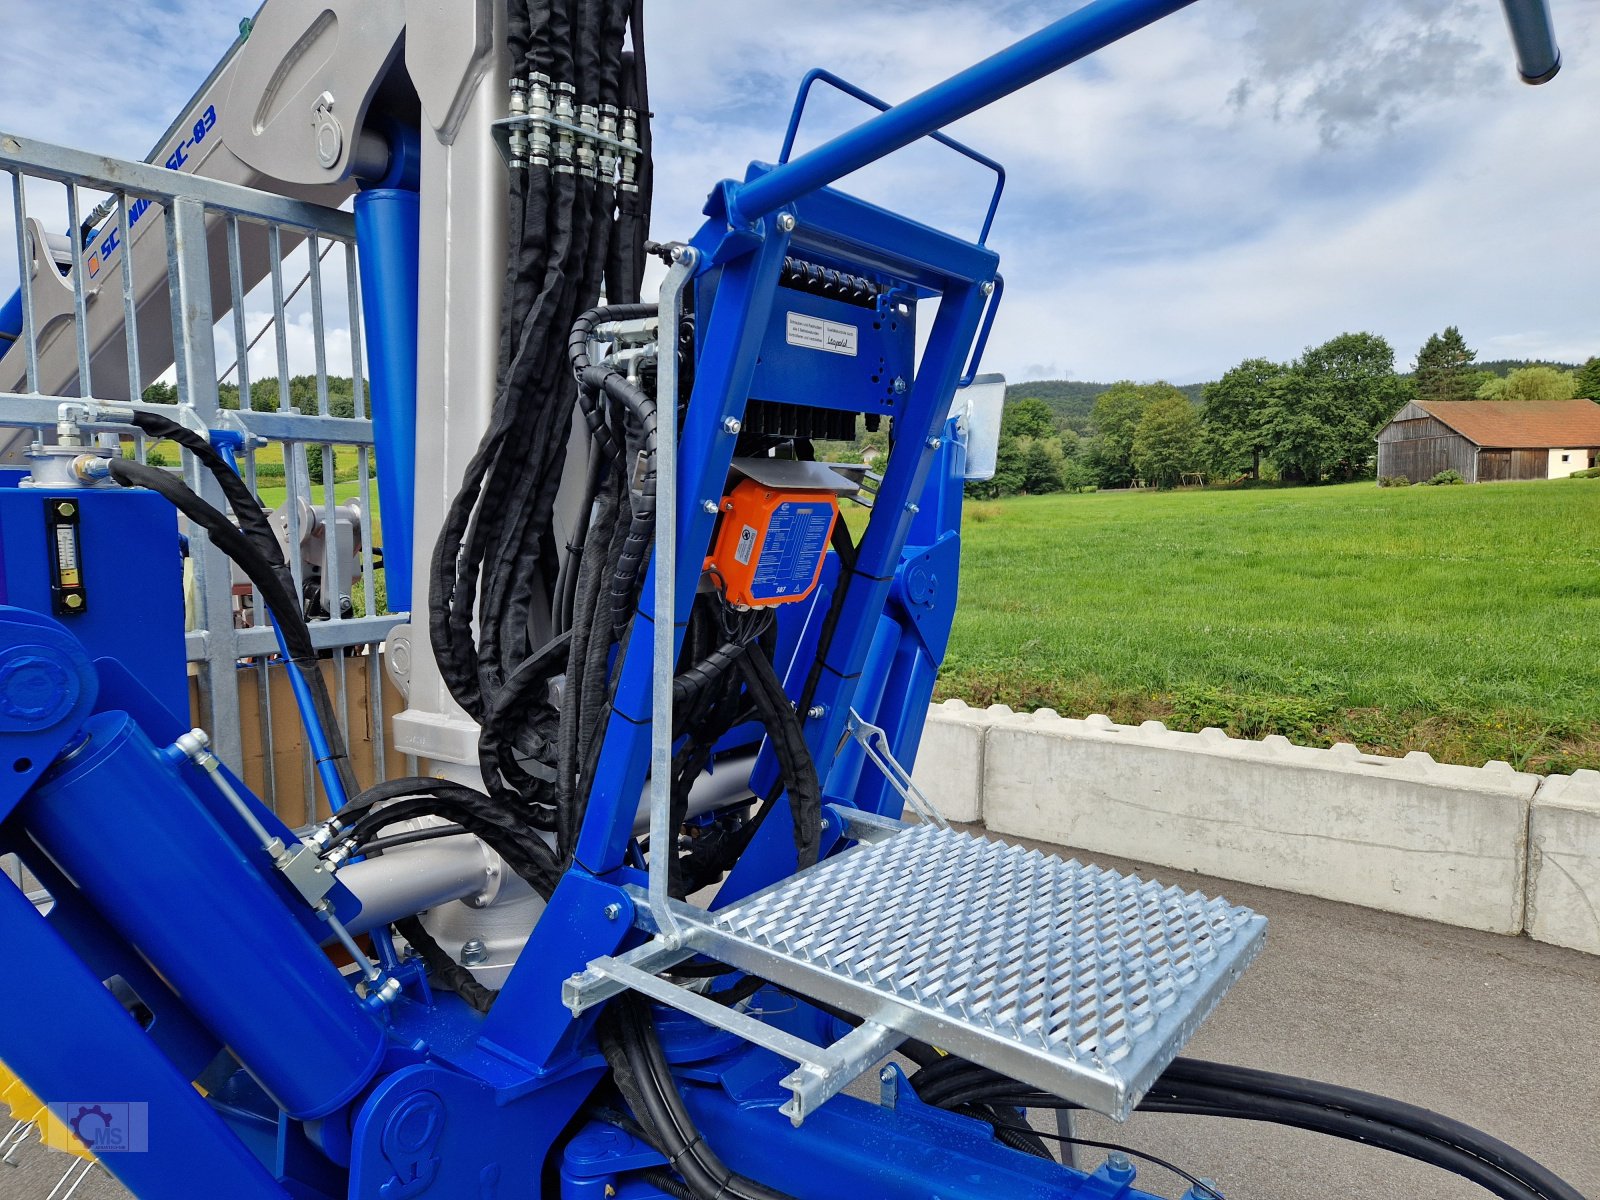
left=566, top=814, right=1265, bottom=1124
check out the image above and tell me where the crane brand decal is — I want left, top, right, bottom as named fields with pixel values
left=785, top=312, right=858, bottom=357
left=86, top=104, right=216, bottom=280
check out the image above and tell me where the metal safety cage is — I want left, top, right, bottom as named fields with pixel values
left=0, top=130, right=404, bottom=815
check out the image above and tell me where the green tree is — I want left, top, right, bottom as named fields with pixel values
left=1088, top=381, right=1190, bottom=487
left=1088, top=381, right=1150, bottom=487
left=1018, top=437, right=1066, bottom=494
left=306, top=444, right=324, bottom=485
left=1574, top=357, right=1600, bottom=401
left=1202, top=358, right=1283, bottom=478
left=1477, top=366, right=1575, bottom=403
left=1061, top=457, right=1096, bottom=493
left=141, top=381, right=178, bottom=405
left=972, top=435, right=1027, bottom=498
left=1132, top=392, right=1204, bottom=488
left=1264, top=333, right=1407, bottom=481
left=1001, top=397, right=1057, bottom=440
left=1413, top=326, right=1478, bottom=402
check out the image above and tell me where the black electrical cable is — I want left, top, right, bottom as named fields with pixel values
left=979, top=1119, right=1224, bottom=1198
left=794, top=517, right=859, bottom=724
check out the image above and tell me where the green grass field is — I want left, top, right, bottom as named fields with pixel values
left=939, top=480, right=1600, bottom=773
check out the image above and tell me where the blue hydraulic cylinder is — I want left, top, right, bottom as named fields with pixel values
left=352, top=187, right=420, bottom=613
left=21, top=711, right=386, bottom=1120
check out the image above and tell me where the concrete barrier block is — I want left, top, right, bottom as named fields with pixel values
left=1527, top=770, right=1600, bottom=954
left=909, top=700, right=996, bottom=823
left=982, top=712, right=1538, bottom=933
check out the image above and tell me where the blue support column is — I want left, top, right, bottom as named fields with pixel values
left=353, top=187, right=421, bottom=613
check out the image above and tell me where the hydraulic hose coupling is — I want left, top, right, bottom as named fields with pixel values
left=598, top=104, right=620, bottom=180
left=507, top=77, right=530, bottom=170
left=526, top=73, right=553, bottom=168
left=553, top=82, right=577, bottom=175
left=69, top=454, right=111, bottom=484
left=577, top=104, right=600, bottom=179
left=619, top=107, right=640, bottom=194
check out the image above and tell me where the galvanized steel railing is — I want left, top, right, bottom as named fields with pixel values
left=0, top=130, right=405, bottom=816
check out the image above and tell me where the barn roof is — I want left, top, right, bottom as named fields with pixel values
left=1414, top=399, right=1600, bottom=449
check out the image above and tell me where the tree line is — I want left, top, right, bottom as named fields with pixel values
left=970, top=330, right=1600, bottom=497
left=142, top=374, right=368, bottom=418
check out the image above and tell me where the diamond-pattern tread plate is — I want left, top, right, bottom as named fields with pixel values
left=698, top=824, right=1265, bottom=1120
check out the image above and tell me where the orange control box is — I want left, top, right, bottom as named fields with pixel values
left=707, top=478, right=840, bottom=609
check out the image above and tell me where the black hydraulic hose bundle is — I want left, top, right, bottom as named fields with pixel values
left=598, top=994, right=797, bottom=1200
left=908, top=1055, right=1588, bottom=1200
left=430, top=0, right=649, bottom=846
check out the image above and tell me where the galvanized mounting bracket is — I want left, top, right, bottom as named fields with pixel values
left=845, top=709, right=948, bottom=829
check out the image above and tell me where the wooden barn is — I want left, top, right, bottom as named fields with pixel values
left=1376, top=399, right=1600, bottom=483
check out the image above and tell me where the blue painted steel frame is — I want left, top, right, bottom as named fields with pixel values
left=3, top=0, right=1429, bottom=1193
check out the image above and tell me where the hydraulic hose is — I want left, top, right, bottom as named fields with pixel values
left=909, top=1057, right=1586, bottom=1200
left=430, top=0, right=649, bottom=851
left=598, top=994, right=797, bottom=1200
left=106, top=458, right=358, bottom=807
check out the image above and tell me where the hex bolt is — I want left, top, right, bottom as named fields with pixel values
left=459, top=939, right=488, bottom=966
left=604, top=903, right=621, bottom=921
left=892, top=377, right=908, bottom=395
left=905, top=502, right=920, bottom=515
left=879, top=1067, right=895, bottom=1083
left=981, top=279, right=996, bottom=296
left=722, top=417, right=743, bottom=435
left=701, top=499, right=720, bottom=514
left=1107, top=1151, right=1132, bottom=1173
left=925, top=437, right=942, bottom=450
left=806, top=705, right=825, bottom=719
left=777, top=213, right=797, bottom=232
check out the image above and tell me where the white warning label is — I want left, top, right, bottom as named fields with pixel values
left=785, top=311, right=858, bottom=357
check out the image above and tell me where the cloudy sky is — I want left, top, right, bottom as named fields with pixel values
left=2, top=0, right=1595, bottom=385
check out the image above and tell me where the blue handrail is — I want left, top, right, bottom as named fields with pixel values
left=731, top=0, right=1203, bottom=225
left=778, top=68, right=1007, bottom=245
